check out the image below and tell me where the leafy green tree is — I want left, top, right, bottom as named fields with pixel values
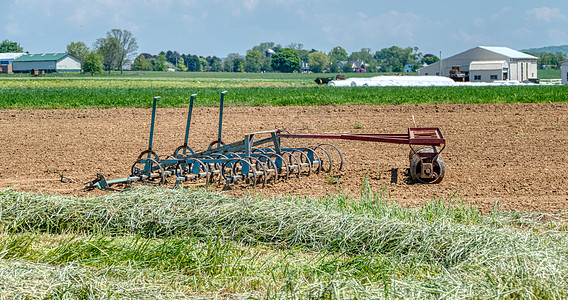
left=0, top=40, right=23, bottom=53
left=349, top=48, right=374, bottom=63
left=328, top=46, right=348, bottom=62
left=82, top=52, right=103, bottom=75
left=536, top=52, right=567, bottom=69
left=421, top=54, right=439, bottom=65
left=198, top=57, right=208, bottom=71
left=183, top=55, right=200, bottom=72
left=165, top=50, right=181, bottom=66
left=261, top=57, right=272, bottom=72
left=132, top=54, right=149, bottom=71
left=271, top=48, right=301, bottom=73
left=233, top=57, right=245, bottom=72
left=287, top=42, right=304, bottom=51
left=155, top=54, right=167, bottom=71
left=296, top=49, right=309, bottom=64
left=251, top=42, right=277, bottom=54
left=375, top=46, right=421, bottom=72
left=177, top=57, right=188, bottom=71
left=223, top=53, right=241, bottom=72
left=223, top=60, right=233, bottom=72
left=342, top=62, right=353, bottom=73
left=308, top=51, right=329, bottom=73
left=245, top=50, right=262, bottom=73
left=95, top=29, right=138, bottom=74
left=205, top=55, right=221, bottom=66
left=210, top=60, right=223, bottom=72
left=94, top=37, right=119, bottom=73
left=328, top=46, right=349, bottom=73
left=66, top=41, right=89, bottom=63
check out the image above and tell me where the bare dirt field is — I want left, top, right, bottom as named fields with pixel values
left=1, top=103, right=567, bottom=213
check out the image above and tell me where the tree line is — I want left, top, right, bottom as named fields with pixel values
left=64, top=31, right=440, bottom=74
left=2, top=30, right=566, bottom=75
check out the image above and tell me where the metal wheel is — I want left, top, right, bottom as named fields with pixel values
left=131, top=158, right=166, bottom=185
left=317, top=143, right=344, bottom=171
left=310, top=145, right=333, bottom=173
left=409, top=154, right=445, bottom=184
left=173, top=145, right=195, bottom=158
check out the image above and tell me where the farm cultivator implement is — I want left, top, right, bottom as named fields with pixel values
left=85, top=92, right=446, bottom=191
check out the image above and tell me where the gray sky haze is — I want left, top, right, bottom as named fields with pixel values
left=3, top=0, right=568, bottom=57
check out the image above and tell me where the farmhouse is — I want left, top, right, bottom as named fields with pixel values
left=0, top=53, right=25, bottom=73
left=12, top=53, right=81, bottom=73
left=418, top=46, right=537, bottom=83
left=562, top=61, right=568, bottom=85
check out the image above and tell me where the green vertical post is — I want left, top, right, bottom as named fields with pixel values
left=217, top=91, right=228, bottom=145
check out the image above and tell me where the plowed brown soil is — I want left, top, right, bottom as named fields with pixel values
left=1, top=103, right=567, bottom=213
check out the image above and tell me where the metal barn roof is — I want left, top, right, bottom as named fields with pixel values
left=0, top=53, right=25, bottom=60
left=478, top=46, right=537, bottom=59
left=13, top=53, right=70, bottom=62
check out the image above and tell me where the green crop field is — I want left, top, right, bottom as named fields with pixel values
left=0, top=73, right=567, bottom=109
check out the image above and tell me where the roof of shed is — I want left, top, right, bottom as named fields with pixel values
left=0, top=53, right=25, bottom=60
left=13, top=53, right=70, bottom=62
left=479, top=46, right=537, bottom=59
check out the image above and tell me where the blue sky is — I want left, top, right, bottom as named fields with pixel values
left=3, top=0, right=568, bottom=58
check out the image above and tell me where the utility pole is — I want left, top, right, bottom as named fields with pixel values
left=439, top=51, right=442, bottom=76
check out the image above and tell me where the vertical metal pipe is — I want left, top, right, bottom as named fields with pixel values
left=148, top=96, right=161, bottom=151
left=183, top=94, right=196, bottom=147
left=217, top=91, right=228, bottom=143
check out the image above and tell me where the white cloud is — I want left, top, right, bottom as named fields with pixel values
left=547, top=28, right=568, bottom=44
left=315, top=10, right=426, bottom=49
left=451, top=29, right=491, bottom=45
left=358, top=10, right=421, bottom=39
left=473, top=18, right=485, bottom=27
left=243, top=0, right=259, bottom=11
left=4, top=22, right=26, bottom=36
left=525, top=7, right=568, bottom=23
left=491, top=6, right=512, bottom=21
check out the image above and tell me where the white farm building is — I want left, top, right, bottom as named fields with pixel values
left=0, top=53, right=25, bottom=73
left=418, top=46, right=538, bottom=83
left=12, top=53, right=81, bottom=73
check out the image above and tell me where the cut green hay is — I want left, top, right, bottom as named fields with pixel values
left=1, top=187, right=568, bottom=298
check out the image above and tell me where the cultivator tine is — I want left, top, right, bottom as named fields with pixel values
left=174, top=94, right=197, bottom=157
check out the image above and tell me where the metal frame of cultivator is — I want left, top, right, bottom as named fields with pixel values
left=85, top=92, right=343, bottom=191
left=85, top=92, right=446, bottom=191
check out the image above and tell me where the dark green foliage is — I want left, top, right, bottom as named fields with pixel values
left=81, top=52, right=103, bottom=75
left=271, top=48, right=301, bottom=73
left=0, top=39, right=23, bottom=53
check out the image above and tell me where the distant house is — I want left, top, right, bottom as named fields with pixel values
left=403, top=64, right=414, bottom=73
left=562, top=61, right=568, bottom=85
left=12, top=53, right=81, bottom=73
left=418, top=46, right=537, bottom=82
left=0, top=53, right=25, bottom=73
left=337, top=60, right=367, bottom=72
left=301, top=61, right=310, bottom=73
